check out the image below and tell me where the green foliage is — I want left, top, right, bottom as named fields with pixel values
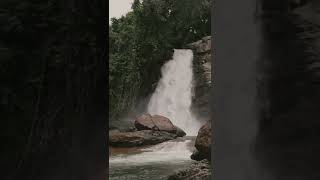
left=109, top=0, right=211, bottom=122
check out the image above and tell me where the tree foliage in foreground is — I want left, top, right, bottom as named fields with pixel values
left=109, top=0, right=211, bottom=123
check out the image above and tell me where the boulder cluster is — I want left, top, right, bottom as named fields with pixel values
left=109, top=113, right=186, bottom=147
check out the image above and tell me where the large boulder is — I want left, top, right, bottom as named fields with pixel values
left=109, top=130, right=177, bottom=147
left=134, top=114, right=186, bottom=137
left=167, top=159, right=211, bottom=180
left=191, top=120, right=212, bottom=161
left=152, top=115, right=176, bottom=133
left=134, top=113, right=156, bottom=130
left=174, top=125, right=187, bottom=137
left=190, top=149, right=207, bottom=161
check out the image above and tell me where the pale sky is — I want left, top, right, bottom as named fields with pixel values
left=109, top=0, right=134, bottom=23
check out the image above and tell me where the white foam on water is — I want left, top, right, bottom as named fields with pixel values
left=109, top=140, right=193, bottom=165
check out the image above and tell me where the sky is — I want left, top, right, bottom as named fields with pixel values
left=109, top=0, right=134, bottom=23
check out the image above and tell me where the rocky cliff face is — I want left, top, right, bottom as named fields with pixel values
left=186, top=36, right=212, bottom=161
left=187, top=36, right=212, bottom=121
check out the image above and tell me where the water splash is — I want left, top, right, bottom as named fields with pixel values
left=147, top=49, right=202, bottom=135
left=109, top=140, right=193, bottom=165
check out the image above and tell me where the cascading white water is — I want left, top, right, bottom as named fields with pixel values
left=147, top=49, right=201, bottom=136
left=109, top=139, right=195, bottom=180
left=109, top=140, right=193, bottom=165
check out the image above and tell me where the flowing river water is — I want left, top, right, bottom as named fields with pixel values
left=109, top=137, right=196, bottom=180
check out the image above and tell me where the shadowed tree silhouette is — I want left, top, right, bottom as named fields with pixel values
left=0, top=1, right=107, bottom=180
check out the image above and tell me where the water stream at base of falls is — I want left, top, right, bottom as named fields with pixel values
left=109, top=137, right=196, bottom=180
left=109, top=49, right=203, bottom=179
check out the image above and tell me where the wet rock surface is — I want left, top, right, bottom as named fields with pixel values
left=191, top=120, right=212, bottom=161
left=174, top=125, right=187, bottom=137
left=190, top=149, right=207, bottom=161
left=134, top=113, right=157, bottom=130
left=167, top=160, right=211, bottom=180
left=109, top=114, right=187, bottom=147
left=134, top=113, right=186, bottom=136
left=109, top=130, right=177, bottom=147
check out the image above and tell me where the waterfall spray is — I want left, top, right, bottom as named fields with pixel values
left=147, top=49, right=202, bottom=135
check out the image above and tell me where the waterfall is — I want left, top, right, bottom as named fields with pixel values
left=147, top=49, right=201, bottom=136
left=110, top=49, right=201, bottom=180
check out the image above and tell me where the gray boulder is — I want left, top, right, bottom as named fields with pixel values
left=191, top=120, right=212, bottom=161
left=109, top=130, right=177, bottom=147
left=134, top=113, right=186, bottom=137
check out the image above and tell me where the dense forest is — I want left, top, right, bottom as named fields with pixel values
left=109, top=0, right=211, bottom=126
